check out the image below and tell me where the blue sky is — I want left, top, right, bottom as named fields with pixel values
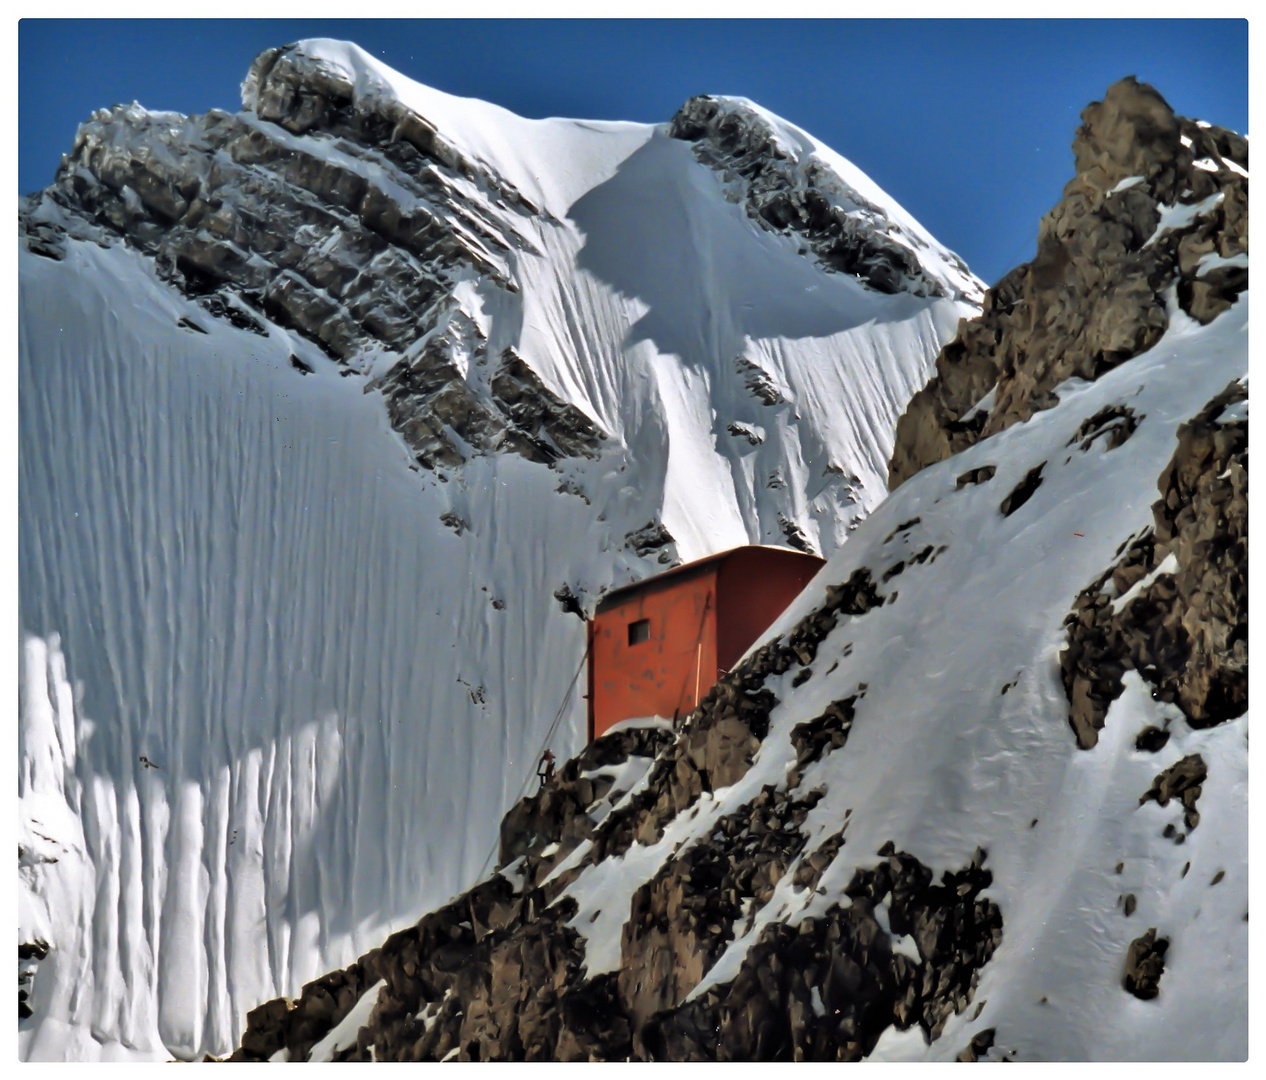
left=18, top=19, right=1246, bottom=286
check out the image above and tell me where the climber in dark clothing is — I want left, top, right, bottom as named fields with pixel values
left=537, top=749, right=556, bottom=790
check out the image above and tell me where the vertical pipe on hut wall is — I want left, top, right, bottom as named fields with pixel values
left=693, top=590, right=711, bottom=709
left=694, top=642, right=702, bottom=708
left=586, top=618, right=595, bottom=743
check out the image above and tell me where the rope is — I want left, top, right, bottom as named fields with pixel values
left=474, top=589, right=710, bottom=883
left=473, top=637, right=591, bottom=883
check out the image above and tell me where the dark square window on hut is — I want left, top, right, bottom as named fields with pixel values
left=628, top=618, right=651, bottom=645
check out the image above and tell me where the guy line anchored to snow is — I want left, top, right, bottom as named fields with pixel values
left=473, top=638, right=591, bottom=883
left=475, top=587, right=712, bottom=883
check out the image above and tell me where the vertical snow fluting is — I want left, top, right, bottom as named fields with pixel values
left=18, top=40, right=978, bottom=1059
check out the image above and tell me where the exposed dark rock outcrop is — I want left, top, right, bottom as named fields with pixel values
left=889, top=77, right=1247, bottom=490
left=736, top=356, right=786, bottom=406
left=1068, top=404, right=1143, bottom=452
left=19, top=43, right=605, bottom=474
left=488, top=349, right=606, bottom=463
left=670, top=96, right=980, bottom=301
left=786, top=694, right=859, bottom=788
left=498, top=722, right=674, bottom=875
left=618, top=785, right=827, bottom=1045
left=18, top=939, right=49, bottom=1020
left=623, top=521, right=677, bottom=564
left=779, top=514, right=816, bottom=554
left=999, top=463, right=1045, bottom=517
left=955, top=465, right=996, bottom=489
left=1140, top=753, right=1207, bottom=833
left=553, top=584, right=586, bottom=620
left=1134, top=725, right=1171, bottom=753
left=958, top=1027, right=997, bottom=1061
left=727, top=421, right=764, bottom=445
left=1060, top=379, right=1246, bottom=748
left=438, top=510, right=468, bottom=535
left=643, top=846, right=1001, bottom=1061
left=1123, top=928, right=1169, bottom=1000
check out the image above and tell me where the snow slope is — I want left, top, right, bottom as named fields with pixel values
left=18, top=40, right=977, bottom=1060
left=551, top=292, right=1249, bottom=1060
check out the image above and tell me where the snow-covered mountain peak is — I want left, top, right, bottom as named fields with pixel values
left=26, top=38, right=981, bottom=556
left=238, top=39, right=983, bottom=305
left=242, top=38, right=650, bottom=216
left=19, top=41, right=980, bottom=1061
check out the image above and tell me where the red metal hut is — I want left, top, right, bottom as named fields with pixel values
left=586, top=545, right=826, bottom=741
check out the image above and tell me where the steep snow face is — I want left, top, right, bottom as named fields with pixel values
left=244, top=39, right=979, bottom=554
left=18, top=40, right=977, bottom=1061
left=564, top=295, right=1249, bottom=1060
left=19, top=241, right=615, bottom=1060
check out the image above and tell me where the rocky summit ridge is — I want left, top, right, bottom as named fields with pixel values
left=20, top=39, right=975, bottom=480
left=888, top=76, right=1247, bottom=490
left=22, top=44, right=600, bottom=472
left=669, top=94, right=981, bottom=303
left=221, top=78, right=1247, bottom=1063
